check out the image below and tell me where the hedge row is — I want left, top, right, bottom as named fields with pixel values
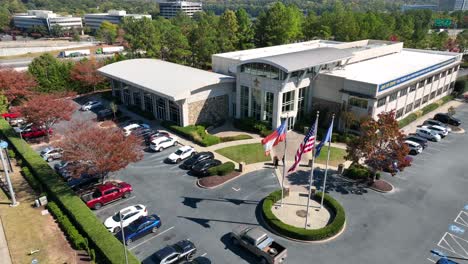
left=20, top=167, right=41, bottom=192
left=208, top=161, right=235, bottom=176
left=161, top=122, right=221, bottom=146
left=262, top=190, right=346, bottom=241
left=398, top=95, right=455, bottom=128
left=47, top=201, right=87, bottom=250
left=0, top=119, right=140, bottom=264
left=344, top=163, right=380, bottom=180
left=232, top=118, right=273, bottom=137
left=220, top=134, right=252, bottom=142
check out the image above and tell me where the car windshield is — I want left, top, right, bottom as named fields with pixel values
left=112, top=212, right=121, bottom=222
left=92, top=190, right=102, bottom=199
left=175, top=149, right=183, bottom=155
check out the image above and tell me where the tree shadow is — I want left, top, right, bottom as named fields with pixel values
left=178, top=216, right=259, bottom=229
left=181, top=196, right=260, bottom=209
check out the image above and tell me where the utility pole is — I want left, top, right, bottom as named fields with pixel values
left=0, top=141, right=18, bottom=207
left=120, top=210, right=128, bottom=264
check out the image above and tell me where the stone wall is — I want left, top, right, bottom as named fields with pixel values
left=188, top=95, right=229, bottom=125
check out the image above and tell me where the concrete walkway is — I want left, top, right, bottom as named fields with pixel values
left=0, top=217, right=12, bottom=264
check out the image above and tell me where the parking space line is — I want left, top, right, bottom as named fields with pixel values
left=97, top=196, right=136, bottom=212
left=427, top=258, right=436, bottom=263
left=201, top=252, right=207, bottom=257
left=129, top=226, right=175, bottom=250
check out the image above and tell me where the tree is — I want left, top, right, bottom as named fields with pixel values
left=97, top=21, right=118, bottom=44
left=0, top=94, right=8, bottom=114
left=122, top=17, right=161, bottom=57
left=189, top=12, right=219, bottom=69
left=235, top=8, right=255, bottom=50
left=28, top=53, right=74, bottom=93
left=217, top=10, right=239, bottom=53
left=456, top=30, right=468, bottom=52
left=0, top=67, right=36, bottom=105
left=159, top=18, right=191, bottom=64
left=56, top=120, right=144, bottom=182
left=109, top=101, right=118, bottom=120
left=345, top=111, right=410, bottom=180
left=50, top=24, right=64, bottom=37
left=18, top=92, right=77, bottom=141
left=0, top=7, right=11, bottom=31
left=447, top=106, right=456, bottom=117
left=340, top=109, right=357, bottom=134
left=70, top=58, right=106, bottom=93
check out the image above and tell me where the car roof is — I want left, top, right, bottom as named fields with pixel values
left=152, top=136, right=171, bottom=143
left=405, top=140, right=419, bottom=147
left=417, top=127, right=430, bottom=132
left=174, top=239, right=195, bottom=252
left=123, top=124, right=140, bottom=130
left=120, top=204, right=145, bottom=216
left=178, top=146, right=193, bottom=151
left=154, top=246, right=177, bottom=259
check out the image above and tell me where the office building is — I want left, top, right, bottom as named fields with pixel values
left=401, top=4, right=438, bottom=11
left=13, top=10, right=83, bottom=32
left=84, top=10, right=151, bottom=30
left=159, top=1, right=202, bottom=19
left=439, top=0, right=468, bottom=11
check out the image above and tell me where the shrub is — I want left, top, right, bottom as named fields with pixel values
left=161, top=122, right=221, bottom=147
left=344, top=163, right=380, bottom=180
left=332, top=132, right=358, bottom=144
left=262, top=190, right=345, bottom=241
left=421, top=103, right=439, bottom=115
left=220, top=134, right=252, bottom=142
left=233, top=118, right=272, bottom=137
left=47, top=201, right=87, bottom=250
left=441, top=95, right=454, bottom=104
left=7, top=149, right=15, bottom=159
left=398, top=113, right=418, bottom=128
left=208, top=161, right=236, bottom=176
left=21, top=167, right=41, bottom=192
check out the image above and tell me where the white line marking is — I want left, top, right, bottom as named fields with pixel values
left=427, top=258, right=436, bottom=263
left=232, top=187, right=240, bottom=191
left=97, top=196, right=136, bottom=212
left=437, top=232, right=468, bottom=259
left=455, top=211, right=468, bottom=228
left=129, top=226, right=175, bottom=250
left=201, top=252, right=207, bottom=257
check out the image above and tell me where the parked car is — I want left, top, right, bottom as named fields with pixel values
left=1, top=112, right=21, bottom=120
left=40, top=147, right=63, bottom=162
left=416, top=127, right=441, bottom=142
left=67, top=175, right=100, bottom=192
left=405, top=135, right=428, bottom=149
left=150, top=136, right=178, bottom=152
left=104, top=204, right=148, bottom=233
left=13, top=122, right=32, bottom=133
left=230, top=225, right=287, bottom=264
left=22, top=127, right=52, bottom=139
left=145, top=131, right=171, bottom=145
left=405, top=140, right=423, bottom=155
left=123, top=123, right=150, bottom=136
left=96, top=108, right=121, bottom=121
left=190, top=159, right=222, bottom=177
left=81, top=101, right=103, bottom=111
left=54, top=160, right=70, bottom=172
left=116, top=214, right=161, bottom=245
left=81, top=181, right=132, bottom=210
left=167, top=146, right=196, bottom=163
left=422, top=125, right=449, bottom=138
left=9, top=117, right=26, bottom=127
left=423, top=119, right=451, bottom=132
left=433, top=113, right=461, bottom=126
left=152, top=240, right=197, bottom=264
left=181, top=152, right=215, bottom=170
left=132, top=127, right=156, bottom=144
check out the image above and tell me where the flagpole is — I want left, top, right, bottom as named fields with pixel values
left=320, top=114, right=335, bottom=209
left=280, top=113, right=288, bottom=207
left=305, top=111, right=319, bottom=228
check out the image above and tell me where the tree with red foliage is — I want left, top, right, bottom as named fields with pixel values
left=56, top=120, right=143, bottom=182
left=346, top=110, right=410, bottom=181
left=0, top=67, right=36, bottom=105
left=18, top=92, right=77, bottom=141
left=70, top=59, right=106, bottom=93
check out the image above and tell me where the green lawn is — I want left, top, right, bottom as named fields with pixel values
left=315, top=146, right=347, bottom=167
left=215, top=143, right=270, bottom=164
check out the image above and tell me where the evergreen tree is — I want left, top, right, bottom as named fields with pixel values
left=159, top=18, right=191, bottom=64
left=235, top=8, right=255, bottom=50
left=28, top=53, right=75, bottom=93
left=190, top=12, right=219, bottom=69
left=97, top=21, right=118, bottom=44
left=122, top=17, right=161, bottom=58
left=217, top=10, right=239, bottom=53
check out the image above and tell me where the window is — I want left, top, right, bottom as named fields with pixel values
left=426, top=77, right=433, bottom=84
left=418, top=80, right=425, bottom=89
left=430, top=91, right=436, bottom=99
left=422, top=95, right=429, bottom=104
left=240, top=86, right=249, bottom=118
left=434, top=74, right=440, bottom=81
left=389, top=92, right=398, bottom=102
left=264, top=92, right=274, bottom=125
left=156, top=97, right=167, bottom=120
left=414, top=99, right=421, bottom=108
left=396, top=108, right=404, bottom=118
left=282, top=91, right=295, bottom=112
left=409, top=84, right=417, bottom=92
left=400, top=88, right=408, bottom=97
left=251, top=89, right=261, bottom=120
left=348, top=97, right=368, bottom=109
left=443, top=84, right=449, bottom=92
left=450, top=81, right=455, bottom=89
left=123, top=89, right=130, bottom=105
left=144, top=93, right=153, bottom=113
left=448, top=68, right=452, bottom=74
left=240, top=63, right=285, bottom=80
left=297, top=87, right=306, bottom=120
left=377, top=97, right=387, bottom=108
left=169, top=101, right=180, bottom=125
left=133, top=92, right=141, bottom=108
left=441, top=71, right=446, bottom=78
left=437, top=88, right=443, bottom=95
left=405, top=103, right=413, bottom=114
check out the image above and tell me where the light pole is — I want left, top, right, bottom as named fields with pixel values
left=120, top=210, right=128, bottom=264
left=0, top=141, right=18, bottom=207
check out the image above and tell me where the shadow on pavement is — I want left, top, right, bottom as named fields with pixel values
left=220, top=233, right=261, bottom=264
left=181, top=196, right=260, bottom=209
left=178, top=216, right=259, bottom=228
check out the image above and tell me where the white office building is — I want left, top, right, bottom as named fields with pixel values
left=13, top=10, right=83, bottom=32
left=84, top=10, right=152, bottom=30
left=159, top=1, right=202, bottom=19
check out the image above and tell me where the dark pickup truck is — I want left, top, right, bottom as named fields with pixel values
left=81, top=181, right=132, bottom=210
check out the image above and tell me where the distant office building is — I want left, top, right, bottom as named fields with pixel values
left=159, top=1, right=202, bottom=19
left=439, top=0, right=468, bottom=11
left=401, top=4, right=438, bottom=12
left=13, top=10, right=83, bottom=32
left=84, top=10, right=152, bottom=30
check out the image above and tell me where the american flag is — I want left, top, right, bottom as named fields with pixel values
left=288, top=123, right=316, bottom=173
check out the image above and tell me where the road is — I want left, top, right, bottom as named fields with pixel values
left=0, top=54, right=115, bottom=70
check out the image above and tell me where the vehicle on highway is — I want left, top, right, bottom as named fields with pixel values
left=422, top=125, right=449, bottom=138
left=150, top=136, right=178, bottom=152
left=96, top=46, right=124, bottom=54
left=405, top=135, right=428, bottom=149
left=22, top=127, right=52, bottom=139
left=433, top=113, right=461, bottom=126
left=40, top=147, right=63, bottom=162
left=96, top=108, right=120, bottom=121
left=104, top=204, right=148, bottom=233
left=117, top=214, right=162, bottom=245
left=416, top=127, right=441, bottom=142
left=58, top=49, right=91, bottom=58
left=181, top=151, right=215, bottom=170
left=167, top=146, right=196, bottom=163
left=67, top=175, right=100, bottom=192
left=81, top=181, right=132, bottom=210
left=405, top=140, right=423, bottom=155
left=81, top=101, right=103, bottom=111
left=152, top=240, right=197, bottom=264
left=423, top=119, right=451, bottom=132
left=1, top=112, right=21, bottom=120
left=190, top=159, right=222, bottom=177
left=230, top=225, right=287, bottom=264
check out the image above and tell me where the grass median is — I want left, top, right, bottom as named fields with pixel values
left=315, top=146, right=346, bottom=167
left=215, top=143, right=270, bottom=164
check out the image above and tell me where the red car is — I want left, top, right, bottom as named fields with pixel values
left=1, top=112, right=21, bottom=120
left=21, top=127, right=53, bottom=139
left=81, top=181, right=132, bottom=210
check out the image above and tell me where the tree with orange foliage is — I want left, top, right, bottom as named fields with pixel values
left=346, top=110, right=410, bottom=181
left=0, top=67, right=36, bottom=105
left=18, top=92, right=77, bottom=141
left=57, top=120, right=144, bottom=182
left=70, top=59, right=106, bottom=93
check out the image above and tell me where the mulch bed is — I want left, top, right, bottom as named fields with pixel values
left=198, top=171, right=242, bottom=188
left=99, top=120, right=117, bottom=128
left=449, top=125, right=462, bottom=132
left=370, top=180, right=393, bottom=193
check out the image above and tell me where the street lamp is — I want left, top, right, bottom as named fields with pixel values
left=120, top=210, right=128, bottom=264
left=0, top=140, right=18, bottom=207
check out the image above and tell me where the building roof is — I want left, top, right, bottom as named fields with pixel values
left=98, top=59, right=234, bottom=101
left=241, top=47, right=353, bottom=73
left=325, top=49, right=459, bottom=87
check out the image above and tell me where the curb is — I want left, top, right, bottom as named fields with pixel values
left=450, top=127, right=466, bottom=134
left=368, top=180, right=395, bottom=194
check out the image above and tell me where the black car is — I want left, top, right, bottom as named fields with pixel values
left=434, top=113, right=461, bottom=126
left=181, top=151, right=214, bottom=169
left=406, top=135, right=428, bottom=149
left=96, top=108, right=120, bottom=121
left=152, top=240, right=197, bottom=264
left=190, top=159, right=222, bottom=176
left=132, top=128, right=156, bottom=144
left=67, top=175, right=100, bottom=192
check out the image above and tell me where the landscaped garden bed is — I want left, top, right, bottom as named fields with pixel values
left=197, top=171, right=242, bottom=188
left=370, top=180, right=394, bottom=193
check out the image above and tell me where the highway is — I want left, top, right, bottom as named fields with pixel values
left=0, top=54, right=115, bottom=70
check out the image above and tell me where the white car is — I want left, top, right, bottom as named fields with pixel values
left=416, top=127, right=441, bottom=142
left=81, top=101, right=102, bottom=111
left=9, top=117, right=26, bottom=127
left=168, top=146, right=196, bottom=163
left=422, top=125, right=449, bottom=137
left=40, top=147, right=63, bottom=162
left=123, top=123, right=150, bottom=136
left=405, top=140, right=422, bottom=155
left=150, top=136, right=178, bottom=152
left=104, top=204, right=147, bottom=233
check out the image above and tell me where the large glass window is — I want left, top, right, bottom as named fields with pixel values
left=264, top=92, right=274, bottom=125
left=240, top=86, right=249, bottom=118
left=349, top=97, right=368, bottom=109
left=123, top=89, right=130, bottom=105
left=422, top=95, right=429, bottom=104
left=377, top=97, right=386, bottom=108
left=144, top=93, right=153, bottom=113
left=426, top=77, right=433, bottom=84
left=389, top=92, right=398, bottom=102
left=430, top=91, right=436, bottom=99
left=133, top=92, right=142, bottom=108
left=156, top=97, right=167, bottom=120
left=437, top=88, right=443, bottom=95
left=405, top=103, right=413, bottom=114
left=297, top=87, right=306, bottom=120
left=282, top=91, right=295, bottom=112
left=400, top=88, right=408, bottom=97
left=169, top=101, right=180, bottom=125
left=409, top=84, right=417, bottom=92
left=240, top=63, right=286, bottom=80
left=418, top=80, right=425, bottom=89
left=251, top=89, right=261, bottom=120
left=396, top=108, right=404, bottom=118
left=414, top=99, right=421, bottom=108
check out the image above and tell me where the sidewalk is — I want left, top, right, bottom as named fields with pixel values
left=0, top=217, right=12, bottom=264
